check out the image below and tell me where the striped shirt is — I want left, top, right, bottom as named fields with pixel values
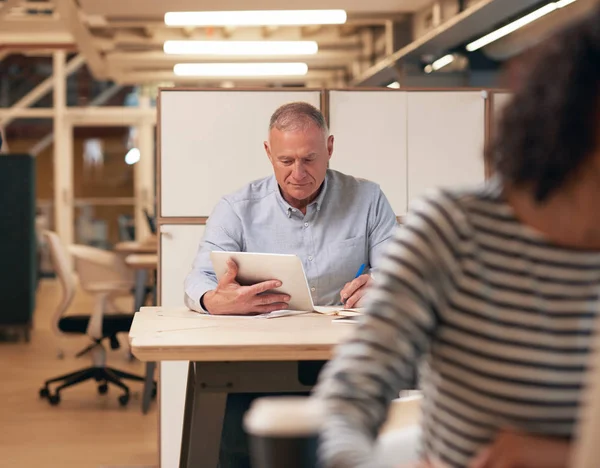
left=315, top=178, right=600, bottom=468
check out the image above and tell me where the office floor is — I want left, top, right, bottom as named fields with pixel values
left=0, top=278, right=158, bottom=468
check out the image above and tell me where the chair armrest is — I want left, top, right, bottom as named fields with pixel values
left=85, top=282, right=132, bottom=294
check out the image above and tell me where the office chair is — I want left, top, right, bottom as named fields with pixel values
left=39, top=231, right=153, bottom=406
left=143, top=208, right=157, bottom=235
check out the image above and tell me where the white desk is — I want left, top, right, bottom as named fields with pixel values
left=130, top=307, right=355, bottom=468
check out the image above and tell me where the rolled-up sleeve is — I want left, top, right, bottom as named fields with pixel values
left=184, top=198, right=243, bottom=313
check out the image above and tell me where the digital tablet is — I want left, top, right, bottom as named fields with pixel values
left=210, top=251, right=315, bottom=311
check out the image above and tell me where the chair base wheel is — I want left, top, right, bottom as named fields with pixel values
left=39, top=387, right=50, bottom=399
left=98, top=383, right=108, bottom=394
left=118, top=394, right=130, bottom=406
left=49, top=394, right=60, bottom=405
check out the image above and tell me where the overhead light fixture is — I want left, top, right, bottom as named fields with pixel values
left=164, top=40, right=318, bottom=56
left=173, top=62, right=309, bottom=77
left=387, top=81, right=400, bottom=89
left=433, top=54, right=454, bottom=71
left=125, top=147, right=140, bottom=165
left=164, top=9, right=347, bottom=27
left=424, top=54, right=454, bottom=74
left=466, top=0, right=578, bottom=52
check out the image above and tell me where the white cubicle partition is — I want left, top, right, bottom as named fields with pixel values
left=329, top=91, right=408, bottom=215
left=329, top=90, right=486, bottom=214
left=407, top=91, right=486, bottom=203
left=160, top=90, right=322, bottom=217
left=159, top=224, right=206, bottom=468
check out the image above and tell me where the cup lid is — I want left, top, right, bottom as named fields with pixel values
left=244, top=396, right=324, bottom=437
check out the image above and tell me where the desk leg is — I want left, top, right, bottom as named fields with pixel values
left=135, top=268, right=154, bottom=413
left=141, top=361, right=156, bottom=414
left=180, top=362, right=227, bottom=468
left=134, top=269, right=149, bottom=312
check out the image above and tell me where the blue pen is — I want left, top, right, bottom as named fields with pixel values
left=341, top=263, right=367, bottom=305
left=354, top=263, right=367, bottom=279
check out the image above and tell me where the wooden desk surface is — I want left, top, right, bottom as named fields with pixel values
left=125, top=254, right=158, bottom=270
left=115, top=240, right=157, bottom=254
left=130, top=307, right=356, bottom=362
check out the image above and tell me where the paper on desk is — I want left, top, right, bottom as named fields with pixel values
left=258, top=307, right=365, bottom=319
left=257, top=310, right=311, bottom=319
left=314, top=306, right=365, bottom=316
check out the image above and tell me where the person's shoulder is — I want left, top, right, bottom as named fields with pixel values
left=413, top=178, right=502, bottom=216
left=327, top=169, right=381, bottom=195
left=221, top=174, right=277, bottom=206
left=406, top=181, right=499, bottom=238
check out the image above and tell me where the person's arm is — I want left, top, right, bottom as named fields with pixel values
left=469, top=430, right=570, bottom=468
left=368, top=186, right=398, bottom=271
left=339, top=187, right=397, bottom=308
left=184, top=198, right=243, bottom=313
left=314, top=194, right=467, bottom=468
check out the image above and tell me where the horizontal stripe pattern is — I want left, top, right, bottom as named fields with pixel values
left=316, top=183, right=600, bottom=468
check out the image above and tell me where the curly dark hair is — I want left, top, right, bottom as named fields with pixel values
left=490, top=5, right=600, bottom=202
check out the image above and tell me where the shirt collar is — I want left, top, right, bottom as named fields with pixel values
left=272, top=170, right=330, bottom=217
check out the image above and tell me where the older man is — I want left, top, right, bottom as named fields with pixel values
left=185, top=101, right=397, bottom=315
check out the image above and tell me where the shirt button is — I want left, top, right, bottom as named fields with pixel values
left=308, top=256, right=313, bottom=261
left=311, top=287, right=316, bottom=292
left=304, top=222, right=309, bottom=227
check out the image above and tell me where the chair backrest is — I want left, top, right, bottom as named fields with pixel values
left=143, top=208, right=157, bottom=234
left=43, top=230, right=77, bottom=336
left=68, top=244, right=134, bottom=292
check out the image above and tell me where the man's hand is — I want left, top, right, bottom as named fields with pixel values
left=340, top=274, right=372, bottom=308
left=203, top=258, right=290, bottom=315
left=469, top=430, right=570, bottom=468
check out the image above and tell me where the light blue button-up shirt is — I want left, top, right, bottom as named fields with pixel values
left=184, top=169, right=397, bottom=312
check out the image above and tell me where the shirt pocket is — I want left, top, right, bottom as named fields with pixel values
left=324, top=235, right=369, bottom=294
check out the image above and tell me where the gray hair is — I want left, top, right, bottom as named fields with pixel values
left=269, top=101, right=328, bottom=135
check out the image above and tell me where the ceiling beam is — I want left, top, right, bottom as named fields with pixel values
left=0, top=17, right=67, bottom=33
left=54, top=0, right=108, bottom=79
left=29, top=84, right=124, bottom=156
left=351, top=0, right=543, bottom=85
left=100, top=13, right=404, bottom=29
left=108, top=27, right=364, bottom=48
left=114, top=69, right=335, bottom=84
left=0, top=0, right=22, bottom=20
left=105, top=50, right=362, bottom=69
left=0, top=54, right=85, bottom=128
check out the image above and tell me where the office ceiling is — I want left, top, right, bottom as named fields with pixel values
left=78, top=0, right=435, bottom=16
left=0, top=0, right=428, bottom=86
left=0, top=0, right=589, bottom=88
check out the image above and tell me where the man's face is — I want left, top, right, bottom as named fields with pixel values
left=264, top=124, right=334, bottom=205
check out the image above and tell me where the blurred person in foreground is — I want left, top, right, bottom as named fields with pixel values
left=315, top=6, right=600, bottom=468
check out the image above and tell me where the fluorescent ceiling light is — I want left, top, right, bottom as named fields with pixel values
left=466, top=0, right=578, bottom=52
left=387, top=81, right=400, bottom=89
left=432, top=54, right=454, bottom=71
left=556, top=0, right=577, bottom=6
left=164, top=40, right=318, bottom=56
left=424, top=54, right=454, bottom=74
left=173, top=62, right=308, bottom=77
left=165, top=10, right=347, bottom=27
left=125, top=148, right=140, bottom=165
